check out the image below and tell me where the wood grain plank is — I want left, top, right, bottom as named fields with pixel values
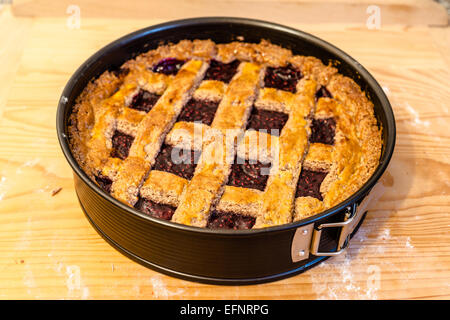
left=10, top=0, right=449, bottom=26
left=0, top=9, right=449, bottom=299
left=0, top=7, right=32, bottom=120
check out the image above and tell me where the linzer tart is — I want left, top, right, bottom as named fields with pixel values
left=68, top=39, right=382, bottom=230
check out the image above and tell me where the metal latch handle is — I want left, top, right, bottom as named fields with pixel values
left=291, top=182, right=384, bottom=262
left=310, top=203, right=364, bottom=256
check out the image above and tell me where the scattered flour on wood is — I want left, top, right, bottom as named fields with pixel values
left=309, top=220, right=415, bottom=299
left=66, top=265, right=90, bottom=299
left=149, top=275, right=185, bottom=299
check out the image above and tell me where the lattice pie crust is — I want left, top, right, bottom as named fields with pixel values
left=68, top=39, right=382, bottom=229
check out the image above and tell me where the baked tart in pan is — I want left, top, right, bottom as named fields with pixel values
left=68, top=39, right=382, bottom=229
left=58, top=18, right=395, bottom=284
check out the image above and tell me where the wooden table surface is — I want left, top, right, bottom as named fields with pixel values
left=0, top=0, right=449, bottom=300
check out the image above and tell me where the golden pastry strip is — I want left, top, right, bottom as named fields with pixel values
left=215, top=186, right=262, bottom=217
left=322, top=75, right=382, bottom=207
left=254, top=87, right=297, bottom=113
left=193, top=80, right=227, bottom=102
left=255, top=79, right=317, bottom=227
left=128, top=68, right=172, bottom=95
left=302, top=142, right=333, bottom=172
left=320, top=98, right=366, bottom=208
left=139, top=170, right=262, bottom=217
left=236, top=129, right=279, bottom=164
left=116, top=107, right=146, bottom=136
left=294, top=196, right=325, bottom=222
left=293, top=86, right=381, bottom=218
left=211, top=62, right=262, bottom=130
left=290, top=97, right=341, bottom=219
left=111, top=60, right=208, bottom=205
left=172, top=62, right=263, bottom=227
left=140, top=170, right=188, bottom=207
left=165, top=121, right=210, bottom=151
left=85, top=83, right=138, bottom=170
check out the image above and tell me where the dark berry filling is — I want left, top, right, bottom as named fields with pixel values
left=264, top=64, right=302, bottom=93
left=315, top=86, right=332, bottom=100
left=295, top=169, right=328, bottom=200
left=207, top=211, right=255, bottom=230
left=129, top=89, right=161, bottom=113
left=309, top=118, right=336, bottom=145
left=153, top=144, right=200, bottom=180
left=204, top=59, right=240, bottom=83
left=110, top=131, right=134, bottom=160
left=227, top=157, right=271, bottom=191
left=152, top=58, right=185, bottom=75
left=95, top=175, right=113, bottom=194
left=177, top=99, right=219, bottom=126
left=134, top=197, right=175, bottom=221
left=246, top=108, right=289, bottom=136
